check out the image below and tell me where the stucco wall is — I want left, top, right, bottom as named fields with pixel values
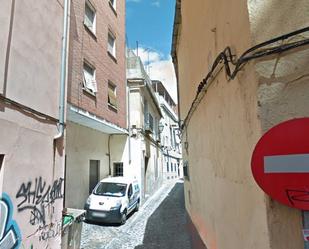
left=128, top=83, right=163, bottom=201
left=176, top=0, right=309, bottom=248
left=0, top=117, right=64, bottom=249
left=65, top=122, right=110, bottom=208
left=247, top=1, right=309, bottom=248
left=110, top=134, right=129, bottom=175
left=2, top=0, right=63, bottom=117
left=0, top=0, right=65, bottom=248
left=129, top=88, right=142, bottom=128
left=0, top=0, right=12, bottom=92
left=176, top=0, right=270, bottom=248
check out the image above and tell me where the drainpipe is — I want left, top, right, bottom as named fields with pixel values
left=108, top=135, right=112, bottom=175
left=127, top=85, right=132, bottom=164
left=54, top=0, right=69, bottom=140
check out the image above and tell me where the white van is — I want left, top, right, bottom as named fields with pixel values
left=84, top=176, right=140, bottom=224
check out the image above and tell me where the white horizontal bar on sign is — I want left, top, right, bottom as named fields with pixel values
left=264, top=154, right=309, bottom=173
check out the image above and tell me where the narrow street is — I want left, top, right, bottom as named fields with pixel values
left=80, top=180, right=206, bottom=249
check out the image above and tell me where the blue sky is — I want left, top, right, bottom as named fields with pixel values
left=126, top=0, right=176, bottom=57
left=126, top=0, right=177, bottom=101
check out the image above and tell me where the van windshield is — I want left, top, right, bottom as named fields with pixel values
left=93, top=182, right=127, bottom=197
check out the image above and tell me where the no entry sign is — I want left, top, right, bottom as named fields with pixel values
left=251, top=118, right=309, bottom=210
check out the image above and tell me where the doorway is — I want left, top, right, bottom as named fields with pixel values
left=89, top=160, right=100, bottom=194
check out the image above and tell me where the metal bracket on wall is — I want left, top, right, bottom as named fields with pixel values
left=0, top=155, right=4, bottom=172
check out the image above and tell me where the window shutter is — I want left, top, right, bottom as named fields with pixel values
left=108, top=87, right=117, bottom=108
left=83, top=70, right=92, bottom=88
left=108, top=34, right=115, bottom=56
left=91, top=79, right=97, bottom=93
left=83, top=67, right=96, bottom=93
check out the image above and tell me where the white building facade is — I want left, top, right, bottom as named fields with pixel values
left=152, top=80, right=182, bottom=181
left=127, top=50, right=164, bottom=201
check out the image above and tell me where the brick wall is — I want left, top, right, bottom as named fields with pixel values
left=68, top=0, right=126, bottom=128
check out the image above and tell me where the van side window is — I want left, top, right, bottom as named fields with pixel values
left=134, top=184, right=139, bottom=192
left=128, top=184, right=133, bottom=197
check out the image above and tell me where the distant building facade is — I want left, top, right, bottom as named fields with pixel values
left=65, top=0, right=128, bottom=209
left=127, top=50, right=163, bottom=201
left=0, top=0, right=66, bottom=248
left=172, top=1, right=309, bottom=249
left=152, top=80, right=182, bottom=181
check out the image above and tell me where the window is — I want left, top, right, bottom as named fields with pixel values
left=147, top=113, right=154, bottom=132
left=113, top=162, right=123, bottom=176
left=94, top=182, right=126, bottom=197
left=84, top=1, right=96, bottom=34
left=83, top=61, right=97, bottom=94
left=128, top=184, right=133, bottom=198
left=108, top=82, right=117, bottom=110
left=144, top=99, right=148, bottom=126
left=166, top=162, right=169, bottom=172
left=107, top=32, right=116, bottom=58
left=109, top=0, right=116, bottom=11
left=183, top=161, right=190, bottom=180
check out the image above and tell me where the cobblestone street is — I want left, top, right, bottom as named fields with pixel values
left=80, top=180, right=206, bottom=249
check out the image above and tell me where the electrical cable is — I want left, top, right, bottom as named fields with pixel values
left=181, top=26, right=309, bottom=131
left=0, top=94, right=60, bottom=124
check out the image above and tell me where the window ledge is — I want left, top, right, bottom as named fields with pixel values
left=109, top=2, right=117, bottom=16
left=84, top=24, right=97, bottom=40
left=107, top=51, right=117, bottom=63
left=108, top=103, right=118, bottom=112
left=82, top=87, right=96, bottom=97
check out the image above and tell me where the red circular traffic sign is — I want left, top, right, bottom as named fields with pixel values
left=251, top=118, right=309, bottom=210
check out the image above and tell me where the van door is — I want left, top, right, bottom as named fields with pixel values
left=128, top=184, right=135, bottom=211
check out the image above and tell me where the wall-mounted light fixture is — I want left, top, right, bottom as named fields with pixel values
left=158, top=122, right=164, bottom=133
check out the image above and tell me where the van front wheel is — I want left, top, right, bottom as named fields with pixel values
left=135, top=200, right=140, bottom=212
left=120, top=211, right=127, bottom=225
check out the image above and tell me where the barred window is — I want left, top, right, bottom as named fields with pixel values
left=113, top=162, right=123, bottom=176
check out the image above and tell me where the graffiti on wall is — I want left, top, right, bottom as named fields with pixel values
left=37, top=222, right=61, bottom=242
left=16, top=177, right=64, bottom=226
left=0, top=193, right=21, bottom=249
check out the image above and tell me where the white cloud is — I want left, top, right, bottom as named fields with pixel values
left=133, top=47, right=161, bottom=65
left=133, top=47, right=177, bottom=103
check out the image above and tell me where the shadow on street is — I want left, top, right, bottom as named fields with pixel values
left=134, top=182, right=207, bottom=249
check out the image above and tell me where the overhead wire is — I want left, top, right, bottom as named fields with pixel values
left=181, top=26, right=309, bottom=131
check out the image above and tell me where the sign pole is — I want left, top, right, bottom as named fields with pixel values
left=303, top=211, right=309, bottom=248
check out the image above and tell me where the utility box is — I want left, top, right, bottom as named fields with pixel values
left=61, top=208, right=85, bottom=249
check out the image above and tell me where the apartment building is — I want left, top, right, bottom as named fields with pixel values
left=0, top=1, right=67, bottom=248
left=65, top=0, right=127, bottom=208
left=152, top=80, right=182, bottom=181
left=172, top=0, right=309, bottom=248
left=127, top=50, right=163, bottom=200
